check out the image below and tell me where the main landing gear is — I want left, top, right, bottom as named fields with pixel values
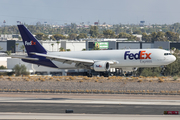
left=100, top=72, right=109, bottom=77
left=86, top=71, right=109, bottom=77
left=87, top=72, right=92, bottom=77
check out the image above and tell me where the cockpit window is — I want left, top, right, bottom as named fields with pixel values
left=164, top=53, right=172, bottom=55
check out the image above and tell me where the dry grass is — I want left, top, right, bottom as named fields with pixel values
left=158, top=78, right=164, bottom=82
left=1, top=75, right=180, bottom=85
left=85, top=90, right=90, bottom=93
left=83, top=76, right=89, bottom=80
left=149, top=80, right=153, bottom=82
left=139, top=76, right=144, bottom=78
left=40, top=79, right=45, bottom=82
left=79, top=80, right=84, bottom=83
left=0, top=75, right=3, bottom=79
left=99, top=76, right=104, bottom=79
left=109, top=76, right=116, bottom=80
left=69, top=76, right=75, bottom=80
left=117, top=76, right=123, bottom=79
left=25, top=78, right=30, bottom=81
left=95, top=80, right=98, bottom=82
left=65, top=78, right=70, bottom=81
left=138, top=79, right=143, bottom=82
left=9, top=77, right=12, bottom=81
left=56, top=79, right=61, bottom=81
left=160, top=90, right=165, bottom=93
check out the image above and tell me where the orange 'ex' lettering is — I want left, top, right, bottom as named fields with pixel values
left=145, top=53, right=151, bottom=59
left=140, top=51, right=151, bottom=59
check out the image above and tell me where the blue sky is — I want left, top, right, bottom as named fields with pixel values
left=0, top=0, right=180, bottom=25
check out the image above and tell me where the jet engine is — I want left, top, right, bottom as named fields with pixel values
left=91, top=61, right=110, bottom=71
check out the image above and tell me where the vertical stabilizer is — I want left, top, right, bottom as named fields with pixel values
left=17, top=25, right=47, bottom=56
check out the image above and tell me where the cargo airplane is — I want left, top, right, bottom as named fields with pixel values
left=15, top=25, right=176, bottom=77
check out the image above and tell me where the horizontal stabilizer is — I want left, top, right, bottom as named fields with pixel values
left=11, top=55, right=39, bottom=61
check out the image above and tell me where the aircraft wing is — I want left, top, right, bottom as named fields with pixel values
left=30, top=52, right=118, bottom=68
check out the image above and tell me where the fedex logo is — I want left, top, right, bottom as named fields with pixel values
left=124, top=51, right=151, bottom=60
left=96, top=65, right=102, bottom=67
left=25, top=41, right=36, bottom=46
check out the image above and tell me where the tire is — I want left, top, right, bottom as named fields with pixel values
left=87, top=73, right=92, bottom=77
left=104, top=73, right=109, bottom=77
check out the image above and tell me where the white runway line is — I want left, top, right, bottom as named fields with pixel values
left=0, top=97, right=180, bottom=105
left=0, top=113, right=179, bottom=120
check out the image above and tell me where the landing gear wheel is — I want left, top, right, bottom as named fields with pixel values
left=87, top=73, right=92, bottom=77
left=100, top=72, right=104, bottom=76
left=103, top=73, right=109, bottom=77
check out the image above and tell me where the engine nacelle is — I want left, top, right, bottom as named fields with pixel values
left=91, top=61, right=110, bottom=72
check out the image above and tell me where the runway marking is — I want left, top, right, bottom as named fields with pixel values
left=0, top=97, right=180, bottom=105
left=0, top=113, right=179, bottom=120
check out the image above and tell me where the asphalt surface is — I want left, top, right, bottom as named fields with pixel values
left=0, top=113, right=180, bottom=120
left=0, top=102, right=179, bottom=115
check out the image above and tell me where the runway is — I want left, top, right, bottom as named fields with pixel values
left=0, top=93, right=179, bottom=119
left=0, top=102, right=180, bottom=115
left=0, top=113, right=180, bottom=120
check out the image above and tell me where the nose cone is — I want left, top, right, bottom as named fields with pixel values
left=171, top=55, right=176, bottom=63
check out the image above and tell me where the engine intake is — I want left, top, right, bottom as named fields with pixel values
left=91, top=61, right=110, bottom=71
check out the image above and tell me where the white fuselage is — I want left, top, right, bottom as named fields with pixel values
left=47, top=49, right=176, bottom=70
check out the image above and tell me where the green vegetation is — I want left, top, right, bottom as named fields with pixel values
left=1, top=22, right=180, bottom=41
left=6, top=50, right=11, bottom=56
left=50, top=34, right=66, bottom=40
left=0, top=65, right=14, bottom=76
left=68, top=33, right=77, bottom=40
left=0, top=65, right=6, bottom=69
left=35, top=33, right=49, bottom=40
left=103, top=29, right=115, bottom=38
left=137, top=67, right=161, bottom=77
left=51, top=43, right=54, bottom=51
left=59, top=47, right=65, bottom=52
left=89, top=26, right=99, bottom=37
left=13, top=64, right=29, bottom=76
left=173, top=76, right=178, bottom=81
left=77, top=33, right=87, bottom=40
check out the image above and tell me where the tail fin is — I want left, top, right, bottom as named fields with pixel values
left=17, top=25, right=47, bottom=56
